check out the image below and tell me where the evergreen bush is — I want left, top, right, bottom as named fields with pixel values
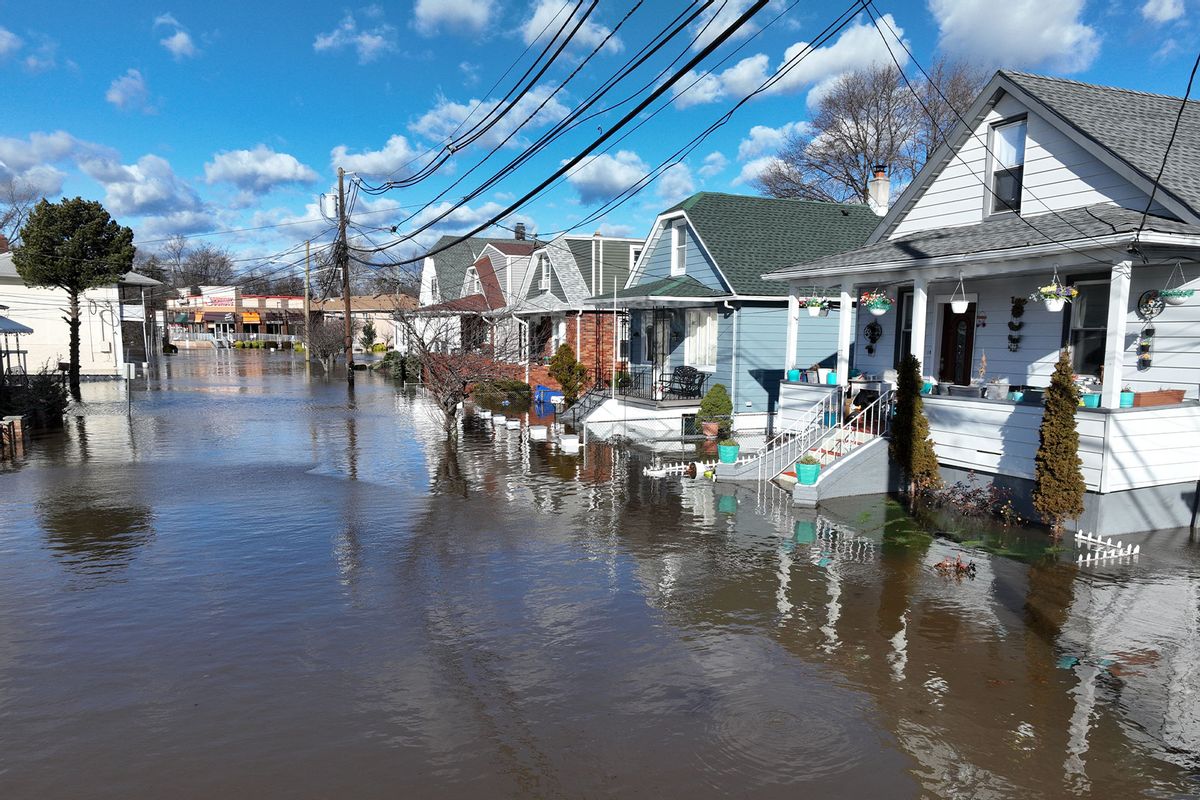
left=548, top=343, right=588, bottom=405
left=1032, top=350, right=1085, bottom=534
left=890, top=354, right=942, bottom=497
left=696, top=383, right=733, bottom=425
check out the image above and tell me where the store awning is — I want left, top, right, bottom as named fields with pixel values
left=173, top=313, right=189, bottom=324
left=0, top=314, right=34, bottom=335
left=241, top=311, right=261, bottom=324
left=193, top=311, right=205, bottom=323
left=202, top=312, right=235, bottom=322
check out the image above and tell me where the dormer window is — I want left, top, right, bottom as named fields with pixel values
left=990, top=118, right=1027, bottom=214
left=538, top=256, right=550, bottom=291
left=430, top=275, right=439, bottom=300
left=465, top=267, right=481, bottom=296
left=670, top=222, right=686, bottom=277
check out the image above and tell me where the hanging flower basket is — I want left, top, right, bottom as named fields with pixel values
left=1030, top=282, right=1077, bottom=313
left=950, top=273, right=969, bottom=314
left=860, top=289, right=893, bottom=317
left=1159, top=288, right=1194, bottom=306
left=803, top=298, right=828, bottom=317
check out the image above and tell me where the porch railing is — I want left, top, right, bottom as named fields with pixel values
left=805, top=389, right=894, bottom=469
left=615, top=367, right=708, bottom=402
left=752, top=388, right=846, bottom=482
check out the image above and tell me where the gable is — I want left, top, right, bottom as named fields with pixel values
left=884, top=80, right=1174, bottom=241
left=629, top=217, right=728, bottom=293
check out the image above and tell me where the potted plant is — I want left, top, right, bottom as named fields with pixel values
left=860, top=288, right=893, bottom=317
left=1159, top=288, right=1194, bottom=306
left=804, top=298, right=828, bottom=317
left=795, top=453, right=821, bottom=485
left=1030, top=281, right=1078, bottom=313
left=717, top=437, right=740, bottom=463
left=1120, top=384, right=1135, bottom=408
left=696, top=383, right=732, bottom=440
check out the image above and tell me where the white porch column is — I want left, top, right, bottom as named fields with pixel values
left=910, top=275, right=928, bottom=373
left=785, top=282, right=800, bottom=371
left=837, top=287, right=853, bottom=386
left=1100, top=260, right=1132, bottom=409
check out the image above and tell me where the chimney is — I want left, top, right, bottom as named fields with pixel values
left=868, top=164, right=890, bottom=216
left=0, top=234, right=9, bottom=254
left=514, top=222, right=526, bottom=241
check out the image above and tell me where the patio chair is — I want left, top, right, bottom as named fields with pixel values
left=658, top=365, right=706, bottom=399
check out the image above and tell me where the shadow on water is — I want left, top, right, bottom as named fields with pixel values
left=37, top=482, right=153, bottom=576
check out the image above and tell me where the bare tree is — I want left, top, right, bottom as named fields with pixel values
left=175, top=242, right=235, bottom=288
left=0, top=175, right=41, bottom=246
left=308, top=320, right=352, bottom=372
left=160, top=234, right=189, bottom=285
left=754, top=62, right=986, bottom=203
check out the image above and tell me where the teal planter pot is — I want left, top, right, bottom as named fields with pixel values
left=717, top=444, right=740, bottom=464
left=793, top=520, right=816, bottom=544
left=717, top=494, right=738, bottom=514
left=921, top=381, right=933, bottom=394
left=823, top=411, right=839, bottom=427
left=796, top=462, right=821, bottom=485
left=1082, top=393, right=1101, bottom=408
left=786, top=368, right=801, bottom=382
left=826, top=371, right=838, bottom=385
left=1008, top=391, right=1025, bottom=403
left=1120, top=391, right=1135, bottom=408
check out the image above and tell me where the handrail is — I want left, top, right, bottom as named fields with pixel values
left=750, top=387, right=845, bottom=483
left=805, top=389, right=894, bottom=469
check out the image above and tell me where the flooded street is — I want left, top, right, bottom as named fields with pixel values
left=1, top=350, right=1199, bottom=798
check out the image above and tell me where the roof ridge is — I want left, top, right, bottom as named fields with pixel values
left=1002, top=69, right=1200, bottom=105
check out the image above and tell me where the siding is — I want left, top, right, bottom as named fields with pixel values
left=599, top=240, right=633, bottom=296
left=891, top=94, right=1166, bottom=238
left=794, top=307, right=847, bottom=373
left=1102, top=405, right=1200, bottom=491
left=733, top=304, right=788, bottom=414
left=635, top=220, right=727, bottom=292
left=1118, top=261, right=1200, bottom=399
left=779, top=383, right=837, bottom=429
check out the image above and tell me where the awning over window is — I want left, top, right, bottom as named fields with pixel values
left=172, top=313, right=189, bottom=324
left=202, top=312, right=235, bottom=322
left=241, top=311, right=261, bottom=324
left=193, top=311, right=205, bottom=323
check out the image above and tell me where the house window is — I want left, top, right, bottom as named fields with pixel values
left=465, top=267, right=481, bottom=296
left=894, top=290, right=913, bottom=367
left=631, top=247, right=643, bottom=270
left=685, top=308, right=717, bottom=371
left=1068, top=280, right=1108, bottom=376
left=991, top=119, right=1027, bottom=214
left=640, top=313, right=655, bottom=364
left=539, top=256, right=551, bottom=291
left=430, top=275, right=440, bottom=301
left=670, top=222, right=686, bottom=277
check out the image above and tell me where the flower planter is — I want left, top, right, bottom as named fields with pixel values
left=796, top=462, right=821, bottom=485
left=921, top=381, right=933, bottom=395
left=826, top=371, right=838, bottom=385
left=947, top=384, right=984, bottom=398
left=1161, top=290, right=1193, bottom=306
left=823, top=410, right=839, bottom=427
left=807, top=305, right=821, bottom=317
left=1133, top=389, right=1186, bottom=407
left=950, top=299, right=969, bottom=314
left=1008, top=390, right=1025, bottom=403
left=701, top=421, right=721, bottom=440
left=1081, top=393, right=1100, bottom=408
left=1119, top=391, right=1135, bottom=408
left=1043, top=297, right=1066, bottom=313
left=786, top=368, right=801, bottom=382
left=869, top=306, right=888, bottom=317
left=717, top=443, right=740, bottom=463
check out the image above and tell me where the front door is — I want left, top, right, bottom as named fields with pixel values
left=938, top=303, right=976, bottom=385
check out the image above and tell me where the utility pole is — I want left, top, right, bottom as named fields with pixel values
left=303, top=239, right=312, bottom=374
left=337, top=166, right=354, bottom=385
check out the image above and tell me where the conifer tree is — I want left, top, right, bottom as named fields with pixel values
left=548, top=343, right=588, bottom=405
left=1033, top=350, right=1085, bottom=534
left=890, top=353, right=942, bottom=497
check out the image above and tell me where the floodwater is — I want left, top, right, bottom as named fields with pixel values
left=1, top=351, right=1198, bottom=799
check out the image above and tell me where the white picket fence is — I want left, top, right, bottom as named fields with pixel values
left=1074, top=530, right=1141, bottom=564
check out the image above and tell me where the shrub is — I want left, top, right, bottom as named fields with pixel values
left=403, top=353, right=422, bottom=382
left=359, top=320, right=377, bottom=351
left=799, top=453, right=820, bottom=465
left=0, top=368, right=68, bottom=430
left=371, top=343, right=388, bottom=353
left=472, top=378, right=532, bottom=411
left=718, top=438, right=739, bottom=447
left=548, top=343, right=588, bottom=405
left=890, top=353, right=942, bottom=497
left=372, top=350, right=405, bottom=375
left=1033, top=350, right=1085, bottom=534
left=696, top=383, right=733, bottom=425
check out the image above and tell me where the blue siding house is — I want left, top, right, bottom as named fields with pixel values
left=594, top=192, right=878, bottom=430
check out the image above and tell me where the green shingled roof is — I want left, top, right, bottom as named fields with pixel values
left=603, top=275, right=724, bottom=302
left=662, top=192, right=879, bottom=296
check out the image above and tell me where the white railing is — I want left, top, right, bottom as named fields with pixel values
left=751, top=388, right=845, bottom=483
left=804, top=389, right=894, bottom=469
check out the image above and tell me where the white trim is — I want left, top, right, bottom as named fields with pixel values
left=625, top=209, right=737, bottom=296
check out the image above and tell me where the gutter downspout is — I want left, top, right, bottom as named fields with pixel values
left=725, top=299, right=737, bottom=428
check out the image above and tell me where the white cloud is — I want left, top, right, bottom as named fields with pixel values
left=403, top=199, right=510, bottom=237
left=672, top=69, right=728, bottom=109
left=734, top=156, right=778, bottom=186
left=330, top=134, right=425, bottom=179
left=0, top=26, right=21, bottom=58
left=105, top=69, right=155, bottom=113
left=656, top=163, right=695, bottom=205
left=153, top=13, right=182, bottom=28
left=409, top=84, right=569, bottom=150
left=596, top=222, right=634, bottom=237
left=522, top=0, right=622, bottom=53
left=138, top=209, right=218, bottom=239
left=78, top=153, right=203, bottom=217
left=930, top=0, right=1100, bottom=73
left=1141, top=0, right=1184, bottom=23
left=204, top=145, right=319, bottom=192
left=689, top=0, right=759, bottom=50
left=314, top=10, right=397, bottom=63
left=160, top=30, right=199, bottom=60
left=736, top=120, right=810, bottom=161
left=0, top=131, right=93, bottom=173
left=566, top=150, right=648, bottom=204
left=414, top=0, right=495, bottom=35
left=698, top=151, right=728, bottom=178
left=672, top=15, right=908, bottom=109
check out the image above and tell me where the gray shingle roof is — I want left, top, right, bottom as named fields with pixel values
left=766, top=205, right=1200, bottom=278
left=596, top=274, right=725, bottom=302
left=429, top=235, right=533, bottom=301
left=1003, top=71, right=1200, bottom=217
left=663, top=193, right=879, bottom=295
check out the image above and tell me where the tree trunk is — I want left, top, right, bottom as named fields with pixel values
left=68, top=289, right=81, bottom=401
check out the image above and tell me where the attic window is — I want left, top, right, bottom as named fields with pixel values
left=990, top=119, right=1027, bottom=214
left=539, top=256, right=550, bottom=291
left=670, top=222, right=686, bottom=277
left=465, top=267, right=481, bottom=295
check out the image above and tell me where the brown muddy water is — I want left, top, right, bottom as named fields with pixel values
left=1, top=350, right=1198, bottom=799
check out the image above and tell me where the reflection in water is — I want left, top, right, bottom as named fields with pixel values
left=0, top=351, right=1197, bottom=798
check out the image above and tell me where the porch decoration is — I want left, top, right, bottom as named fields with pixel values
left=1133, top=388, right=1186, bottom=407
left=696, top=383, right=733, bottom=439
left=863, top=320, right=883, bottom=355
left=1007, top=297, right=1026, bottom=352
left=1137, top=326, right=1155, bottom=371
left=795, top=454, right=821, bottom=485
left=1120, top=385, right=1135, bottom=408
left=717, top=438, right=740, bottom=464
left=860, top=288, right=893, bottom=317
left=1030, top=281, right=1077, bottom=312
left=1159, top=262, right=1194, bottom=306
left=950, top=273, right=970, bottom=314
left=804, top=297, right=829, bottom=317
left=1032, top=350, right=1086, bottom=536
left=890, top=353, right=943, bottom=497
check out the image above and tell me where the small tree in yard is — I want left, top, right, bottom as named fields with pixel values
left=14, top=198, right=134, bottom=400
left=359, top=320, right=377, bottom=351
left=308, top=320, right=346, bottom=372
left=1033, top=350, right=1085, bottom=535
left=697, top=383, right=733, bottom=430
left=890, top=354, right=942, bottom=498
left=548, top=343, right=588, bottom=405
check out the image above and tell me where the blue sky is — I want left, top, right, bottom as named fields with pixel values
left=0, top=0, right=1195, bottom=278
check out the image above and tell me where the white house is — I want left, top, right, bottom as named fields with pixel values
left=756, top=70, right=1200, bottom=534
